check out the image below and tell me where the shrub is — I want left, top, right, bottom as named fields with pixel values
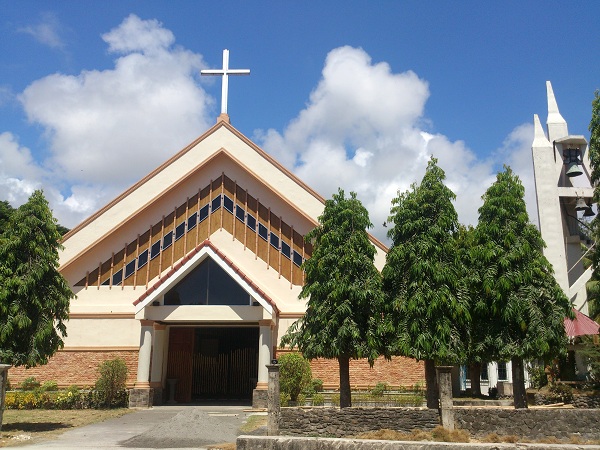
left=488, top=386, right=498, bottom=399
left=41, top=380, right=59, bottom=392
left=548, top=383, right=573, bottom=403
left=278, top=353, right=311, bottom=402
left=527, top=362, right=548, bottom=389
left=311, top=378, right=324, bottom=393
left=94, top=358, right=128, bottom=408
left=20, top=376, right=40, bottom=391
left=279, top=392, right=290, bottom=407
left=312, top=393, right=325, bottom=406
left=371, top=382, right=388, bottom=397
left=54, top=386, right=84, bottom=409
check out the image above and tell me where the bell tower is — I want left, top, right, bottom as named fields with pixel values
left=532, top=81, right=594, bottom=313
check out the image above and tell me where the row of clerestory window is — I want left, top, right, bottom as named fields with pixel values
left=102, top=194, right=305, bottom=286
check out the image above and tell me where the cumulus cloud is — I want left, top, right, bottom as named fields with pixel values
left=18, top=12, right=66, bottom=50
left=4, top=26, right=537, bottom=238
left=7, top=15, right=213, bottom=227
left=257, top=46, right=525, bottom=242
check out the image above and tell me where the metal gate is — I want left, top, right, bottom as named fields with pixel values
left=167, top=327, right=258, bottom=402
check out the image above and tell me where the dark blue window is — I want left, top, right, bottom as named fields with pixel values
left=211, top=195, right=221, bottom=212
left=281, top=241, right=291, bottom=259
left=175, top=222, right=185, bottom=240
left=223, top=195, right=234, bottom=213
left=199, top=204, right=209, bottom=222
left=163, top=231, right=173, bottom=249
left=187, top=212, right=197, bottom=230
left=112, top=269, right=123, bottom=286
left=125, top=260, right=136, bottom=279
left=235, top=205, right=245, bottom=223
left=150, top=240, right=161, bottom=260
left=293, top=250, right=303, bottom=267
left=246, top=213, right=256, bottom=231
left=270, top=232, right=280, bottom=249
left=101, top=278, right=110, bottom=286
left=138, top=249, right=148, bottom=268
left=258, top=223, right=268, bottom=241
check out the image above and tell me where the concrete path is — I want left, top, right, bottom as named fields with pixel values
left=15, top=405, right=265, bottom=449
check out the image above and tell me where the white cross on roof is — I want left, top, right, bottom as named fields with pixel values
left=201, top=49, right=250, bottom=115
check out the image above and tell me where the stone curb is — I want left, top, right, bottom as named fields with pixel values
left=236, top=435, right=600, bottom=450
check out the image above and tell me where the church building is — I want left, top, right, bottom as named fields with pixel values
left=9, top=51, right=424, bottom=407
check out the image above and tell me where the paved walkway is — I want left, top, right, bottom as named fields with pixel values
left=15, top=405, right=265, bottom=449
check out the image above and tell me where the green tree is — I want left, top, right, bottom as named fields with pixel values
left=381, top=158, right=470, bottom=408
left=278, top=352, right=312, bottom=403
left=0, top=201, right=14, bottom=230
left=0, top=190, right=74, bottom=367
left=94, top=358, right=128, bottom=408
left=282, top=189, right=384, bottom=408
left=471, top=167, right=573, bottom=408
left=588, top=90, right=600, bottom=322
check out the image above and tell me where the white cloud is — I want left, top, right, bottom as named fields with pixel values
left=10, top=15, right=213, bottom=227
left=19, top=12, right=65, bottom=50
left=257, top=46, right=519, bottom=242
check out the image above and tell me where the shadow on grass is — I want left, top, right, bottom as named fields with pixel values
left=2, top=422, right=73, bottom=433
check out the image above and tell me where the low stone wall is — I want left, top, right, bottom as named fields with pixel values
left=237, top=436, right=600, bottom=450
left=280, top=407, right=600, bottom=441
left=532, top=392, right=600, bottom=408
left=280, top=407, right=439, bottom=437
left=455, top=407, right=600, bottom=441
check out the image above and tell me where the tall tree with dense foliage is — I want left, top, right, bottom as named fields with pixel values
left=381, top=158, right=470, bottom=409
left=282, top=189, right=384, bottom=408
left=471, top=167, right=573, bottom=408
left=588, top=90, right=600, bottom=321
left=0, top=190, right=74, bottom=368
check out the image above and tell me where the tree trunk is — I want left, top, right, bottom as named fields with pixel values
left=424, top=359, right=439, bottom=409
left=511, top=357, right=527, bottom=409
left=338, top=355, right=351, bottom=408
left=469, top=362, right=482, bottom=397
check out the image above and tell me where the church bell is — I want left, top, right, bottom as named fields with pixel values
left=575, top=197, right=588, bottom=211
left=563, top=147, right=583, bottom=177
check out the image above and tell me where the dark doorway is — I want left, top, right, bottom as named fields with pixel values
left=167, top=327, right=259, bottom=403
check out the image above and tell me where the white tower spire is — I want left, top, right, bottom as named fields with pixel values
left=546, top=81, right=568, bottom=143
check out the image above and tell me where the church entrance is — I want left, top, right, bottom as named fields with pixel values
left=166, top=326, right=259, bottom=403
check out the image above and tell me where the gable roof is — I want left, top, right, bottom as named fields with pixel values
left=564, top=308, right=600, bottom=337
left=59, top=119, right=388, bottom=280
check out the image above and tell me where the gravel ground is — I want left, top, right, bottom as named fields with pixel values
left=121, top=406, right=265, bottom=448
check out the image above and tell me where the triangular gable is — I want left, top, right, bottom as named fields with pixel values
left=59, top=120, right=388, bottom=286
left=564, top=308, right=600, bottom=337
left=134, top=239, right=278, bottom=316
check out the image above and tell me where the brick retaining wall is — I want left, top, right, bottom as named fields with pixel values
left=8, top=349, right=138, bottom=388
left=280, top=407, right=600, bottom=441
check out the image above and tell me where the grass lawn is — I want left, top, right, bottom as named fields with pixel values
left=0, top=409, right=132, bottom=447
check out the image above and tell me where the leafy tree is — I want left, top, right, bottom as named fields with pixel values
left=278, top=352, right=312, bottom=402
left=471, top=167, right=573, bottom=408
left=588, top=90, right=600, bottom=322
left=0, top=190, right=74, bottom=368
left=0, top=201, right=14, bottom=230
left=282, top=189, right=384, bottom=408
left=381, top=158, right=470, bottom=408
left=94, top=358, right=128, bottom=408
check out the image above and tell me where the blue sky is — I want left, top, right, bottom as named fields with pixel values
left=1, top=2, right=599, bottom=241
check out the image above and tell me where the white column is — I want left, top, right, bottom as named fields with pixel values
left=256, top=320, right=273, bottom=390
left=150, top=323, right=166, bottom=388
left=135, top=320, right=154, bottom=387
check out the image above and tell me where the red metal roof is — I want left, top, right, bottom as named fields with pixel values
left=564, top=308, right=599, bottom=337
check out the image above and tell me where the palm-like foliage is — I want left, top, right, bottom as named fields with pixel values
left=471, top=167, right=572, bottom=408
left=382, top=158, right=470, bottom=408
left=282, top=189, right=384, bottom=407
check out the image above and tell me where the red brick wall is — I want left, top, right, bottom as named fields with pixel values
left=8, top=349, right=139, bottom=389
left=277, top=349, right=425, bottom=390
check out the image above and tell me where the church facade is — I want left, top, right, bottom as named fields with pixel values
left=10, top=113, right=424, bottom=406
